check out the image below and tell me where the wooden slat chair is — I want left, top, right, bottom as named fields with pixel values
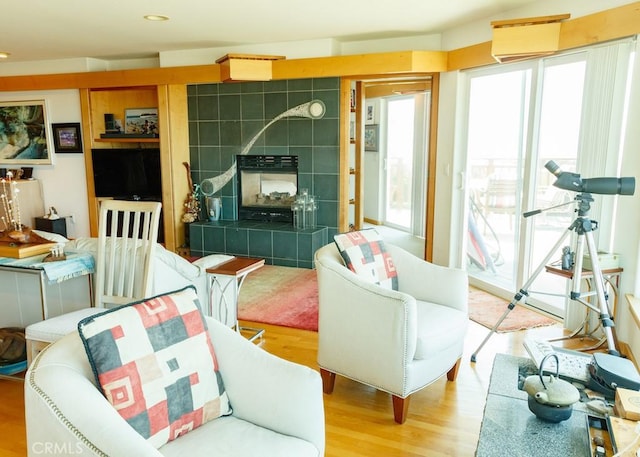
left=25, top=200, right=161, bottom=364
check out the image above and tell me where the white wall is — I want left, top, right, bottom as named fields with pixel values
left=363, top=98, right=384, bottom=223
left=0, top=90, right=90, bottom=238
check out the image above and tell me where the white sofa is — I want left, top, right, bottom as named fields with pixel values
left=25, top=316, right=326, bottom=456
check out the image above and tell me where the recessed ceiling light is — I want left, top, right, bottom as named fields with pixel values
left=144, top=14, right=170, bottom=22
left=0, top=52, right=10, bottom=59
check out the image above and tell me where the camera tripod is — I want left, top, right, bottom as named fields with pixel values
left=470, top=192, right=619, bottom=362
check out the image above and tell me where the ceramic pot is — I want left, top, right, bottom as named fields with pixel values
left=523, top=353, right=580, bottom=423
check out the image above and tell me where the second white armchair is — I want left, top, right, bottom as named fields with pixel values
left=314, top=241, right=469, bottom=424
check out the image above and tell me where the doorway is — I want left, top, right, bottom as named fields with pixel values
left=356, top=78, right=432, bottom=251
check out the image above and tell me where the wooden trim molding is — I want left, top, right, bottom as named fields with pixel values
left=424, top=73, right=439, bottom=263
left=0, top=3, right=636, bottom=91
left=448, top=1, right=640, bottom=71
left=627, top=294, right=640, bottom=330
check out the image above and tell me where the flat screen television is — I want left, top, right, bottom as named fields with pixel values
left=91, top=148, right=162, bottom=199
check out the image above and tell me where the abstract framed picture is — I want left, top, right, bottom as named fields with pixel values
left=364, top=124, right=379, bottom=151
left=0, top=99, right=53, bottom=165
left=52, top=123, right=83, bottom=153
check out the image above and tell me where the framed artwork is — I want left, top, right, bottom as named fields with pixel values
left=125, top=108, right=159, bottom=135
left=52, top=123, right=83, bottom=153
left=365, top=102, right=376, bottom=125
left=364, top=124, right=379, bottom=151
left=0, top=99, right=53, bottom=165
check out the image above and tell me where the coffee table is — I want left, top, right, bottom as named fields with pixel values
left=476, top=354, right=592, bottom=456
left=206, top=257, right=265, bottom=342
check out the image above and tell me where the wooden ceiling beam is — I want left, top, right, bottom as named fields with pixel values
left=0, top=2, right=636, bottom=90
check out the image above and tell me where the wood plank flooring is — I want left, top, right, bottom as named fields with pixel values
left=1, top=317, right=602, bottom=456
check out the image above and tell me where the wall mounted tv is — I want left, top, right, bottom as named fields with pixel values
left=91, top=148, right=162, bottom=199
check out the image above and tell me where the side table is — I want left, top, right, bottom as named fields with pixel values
left=206, top=257, right=265, bottom=342
left=545, top=264, right=622, bottom=351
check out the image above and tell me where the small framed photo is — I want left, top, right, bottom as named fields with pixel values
left=52, top=123, right=83, bottom=154
left=125, top=108, right=159, bottom=135
left=364, top=124, right=379, bottom=151
left=365, top=102, right=376, bottom=125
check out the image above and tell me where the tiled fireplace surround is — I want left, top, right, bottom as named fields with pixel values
left=187, top=78, right=340, bottom=268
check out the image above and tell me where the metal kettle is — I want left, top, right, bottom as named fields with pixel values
left=523, top=353, right=580, bottom=422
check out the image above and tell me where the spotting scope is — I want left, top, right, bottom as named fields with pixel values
left=545, top=160, right=635, bottom=196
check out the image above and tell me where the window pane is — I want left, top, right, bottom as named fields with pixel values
left=467, top=69, right=530, bottom=290
left=386, top=97, right=415, bottom=229
left=528, top=59, right=586, bottom=315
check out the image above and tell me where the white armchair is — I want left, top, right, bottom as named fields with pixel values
left=314, top=242, right=469, bottom=424
left=25, top=316, right=325, bottom=456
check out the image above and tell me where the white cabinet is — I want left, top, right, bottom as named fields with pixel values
left=0, top=266, right=91, bottom=328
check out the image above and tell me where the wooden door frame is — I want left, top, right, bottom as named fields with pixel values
left=340, top=73, right=438, bottom=261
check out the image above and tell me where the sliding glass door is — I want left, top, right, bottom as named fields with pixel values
left=463, top=39, right=634, bottom=318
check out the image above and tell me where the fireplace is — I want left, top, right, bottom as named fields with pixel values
left=237, top=155, right=298, bottom=222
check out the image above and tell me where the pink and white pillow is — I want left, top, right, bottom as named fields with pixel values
left=78, top=286, right=231, bottom=449
left=333, top=228, right=398, bottom=290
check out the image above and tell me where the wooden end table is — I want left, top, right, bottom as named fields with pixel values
left=545, top=264, right=623, bottom=351
left=206, top=257, right=265, bottom=342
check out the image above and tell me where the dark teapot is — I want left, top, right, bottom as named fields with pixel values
left=523, top=353, right=580, bottom=423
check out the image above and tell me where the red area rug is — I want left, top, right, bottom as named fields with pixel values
left=238, top=266, right=557, bottom=333
left=468, top=286, right=557, bottom=333
left=238, top=265, right=319, bottom=331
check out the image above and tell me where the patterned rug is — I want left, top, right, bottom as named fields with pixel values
left=468, top=286, right=558, bottom=332
left=238, top=265, right=319, bottom=331
left=238, top=266, right=558, bottom=333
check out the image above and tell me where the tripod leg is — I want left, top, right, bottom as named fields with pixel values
left=583, top=231, right=619, bottom=355
left=470, top=227, right=572, bottom=362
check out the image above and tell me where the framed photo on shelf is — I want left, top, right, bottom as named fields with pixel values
left=0, top=99, right=53, bottom=165
left=124, top=108, right=159, bottom=135
left=52, top=123, right=83, bottom=153
left=364, top=124, right=379, bottom=151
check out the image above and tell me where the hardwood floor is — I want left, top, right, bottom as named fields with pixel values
left=1, top=317, right=602, bottom=456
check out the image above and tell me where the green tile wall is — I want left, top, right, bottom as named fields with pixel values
left=187, top=78, right=340, bottom=233
left=187, top=78, right=338, bottom=267
left=189, top=220, right=327, bottom=269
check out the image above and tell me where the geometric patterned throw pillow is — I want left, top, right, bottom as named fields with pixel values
left=78, top=286, right=232, bottom=449
left=333, top=228, right=398, bottom=290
